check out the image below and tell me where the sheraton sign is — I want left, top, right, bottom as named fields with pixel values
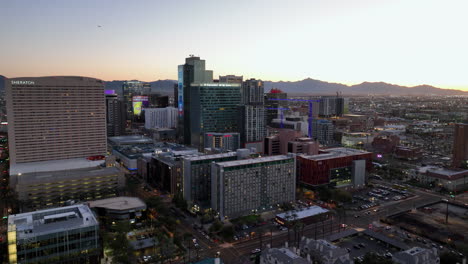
left=11, top=80, right=35, bottom=85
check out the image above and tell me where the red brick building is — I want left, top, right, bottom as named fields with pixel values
left=297, top=147, right=373, bottom=187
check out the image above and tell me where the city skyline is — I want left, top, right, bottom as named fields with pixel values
left=1, top=0, right=468, bottom=91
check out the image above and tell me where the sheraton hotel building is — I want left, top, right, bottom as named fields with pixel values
left=6, top=76, right=124, bottom=210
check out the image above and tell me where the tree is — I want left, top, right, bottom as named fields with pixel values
left=107, top=222, right=132, bottom=264
left=257, top=226, right=267, bottom=250
left=220, top=225, right=235, bottom=240
left=209, top=219, right=224, bottom=233
left=316, top=186, right=332, bottom=202
left=332, top=189, right=352, bottom=203
left=440, top=252, right=462, bottom=264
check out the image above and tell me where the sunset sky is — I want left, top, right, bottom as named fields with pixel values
left=1, top=0, right=467, bottom=90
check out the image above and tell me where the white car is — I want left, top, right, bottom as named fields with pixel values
left=251, top=248, right=261, bottom=254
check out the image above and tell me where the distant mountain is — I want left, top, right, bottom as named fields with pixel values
left=149, top=80, right=176, bottom=94
left=264, top=78, right=468, bottom=96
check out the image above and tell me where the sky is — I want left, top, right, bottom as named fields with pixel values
left=1, top=0, right=467, bottom=90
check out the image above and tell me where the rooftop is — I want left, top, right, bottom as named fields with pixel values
left=277, top=206, right=329, bottom=220
left=183, top=152, right=237, bottom=161
left=300, top=147, right=371, bottom=161
left=8, top=204, right=98, bottom=239
left=262, top=248, right=309, bottom=264
left=15, top=166, right=120, bottom=185
left=114, top=142, right=198, bottom=159
left=108, top=135, right=153, bottom=145
left=88, top=196, right=146, bottom=211
left=216, top=155, right=293, bottom=167
left=10, top=158, right=105, bottom=175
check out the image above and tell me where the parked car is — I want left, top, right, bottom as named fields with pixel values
left=251, top=248, right=261, bottom=254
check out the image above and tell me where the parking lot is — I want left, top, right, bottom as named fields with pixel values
left=349, top=184, right=415, bottom=213
left=333, top=233, right=400, bottom=262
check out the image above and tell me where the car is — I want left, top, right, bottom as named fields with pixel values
left=354, top=214, right=360, bottom=218
left=365, top=211, right=371, bottom=215
left=358, top=243, right=365, bottom=248
left=353, top=244, right=360, bottom=249
left=384, top=252, right=393, bottom=258
left=346, top=248, right=351, bottom=253
left=251, top=248, right=261, bottom=254
left=385, top=226, right=391, bottom=230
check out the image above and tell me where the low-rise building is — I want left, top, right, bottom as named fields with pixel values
left=88, top=196, right=146, bottom=224
left=260, top=248, right=309, bottom=264
left=211, top=155, right=296, bottom=220
left=276, top=206, right=331, bottom=226
left=414, top=167, right=468, bottom=191
left=394, top=146, right=422, bottom=161
left=392, top=247, right=440, bottom=264
left=7, top=204, right=100, bottom=264
left=299, top=238, right=352, bottom=264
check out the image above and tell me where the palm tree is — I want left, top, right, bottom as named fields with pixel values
left=257, top=226, right=266, bottom=250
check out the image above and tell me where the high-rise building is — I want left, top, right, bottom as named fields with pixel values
left=148, top=94, right=169, bottom=108
left=183, top=152, right=238, bottom=212
left=240, top=79, right=266, bottom=151
left=177, top=56, right=214, bottom=145
left=6, top=77, right=107, bottom=164
left=265, top=88, right=287, bottom=126
left=188, top=83, right=241, bottom=149
left=452, top=123, right=468, bottom=168
left=7, top=204, right=100, bottom=264
left=219, top=75, right=243, bottom=84
left=319, top=96, right=345, bottom=117
left=144, top=107, right=178, bottom=129
left=204, top=132, right=240, bottom=152
left=312, top=119, right=334, bottom=145
left=122, top=80, right=149, bottom=123
left=211, top=155, right=296, bottom=220
left=106, top=93, right=126, bottom=137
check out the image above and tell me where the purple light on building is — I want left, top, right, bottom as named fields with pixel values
left=104, top=89, right=115, bottom=95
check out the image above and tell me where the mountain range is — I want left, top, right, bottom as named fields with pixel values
left=263, top=78, right=468, bottom=96
left=135, top=78, right=468, bottom=96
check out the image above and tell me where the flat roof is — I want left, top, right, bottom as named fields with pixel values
left=108, top=135, right=153, bottom=145
left=276, top=205, right=329, bottom=220
left=114, top=142, right=198, bottom=159
left=300, top=147, right=371, bottom=161
left=8, top=204, right=98, bottom=239
left=89, top=196, right=146, bottom=211
left=15, top=166, right=120, bottom=185
left=427, top=168, right=468, bottom=177
left=10, top=158, right=105, bottom=175
left=216, top=155, right=293, bottom=167
left=183, top=152, right=237, bottom=162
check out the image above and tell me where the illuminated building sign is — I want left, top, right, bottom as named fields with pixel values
left=11, top=80, right=34, bottom=85
left=132, top=96, right=148, bottom=116
left=177, top=65, right=184, bottom=116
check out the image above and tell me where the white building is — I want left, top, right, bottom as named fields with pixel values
left=299, top=238, right=352, bottom=264
left=393, top=247, right=440, bottom=264
left=145, top=107, right=178, bottom=129
left=260, top=248, right=309, bottom=264
left=211, top=155, right=296, bottom=220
